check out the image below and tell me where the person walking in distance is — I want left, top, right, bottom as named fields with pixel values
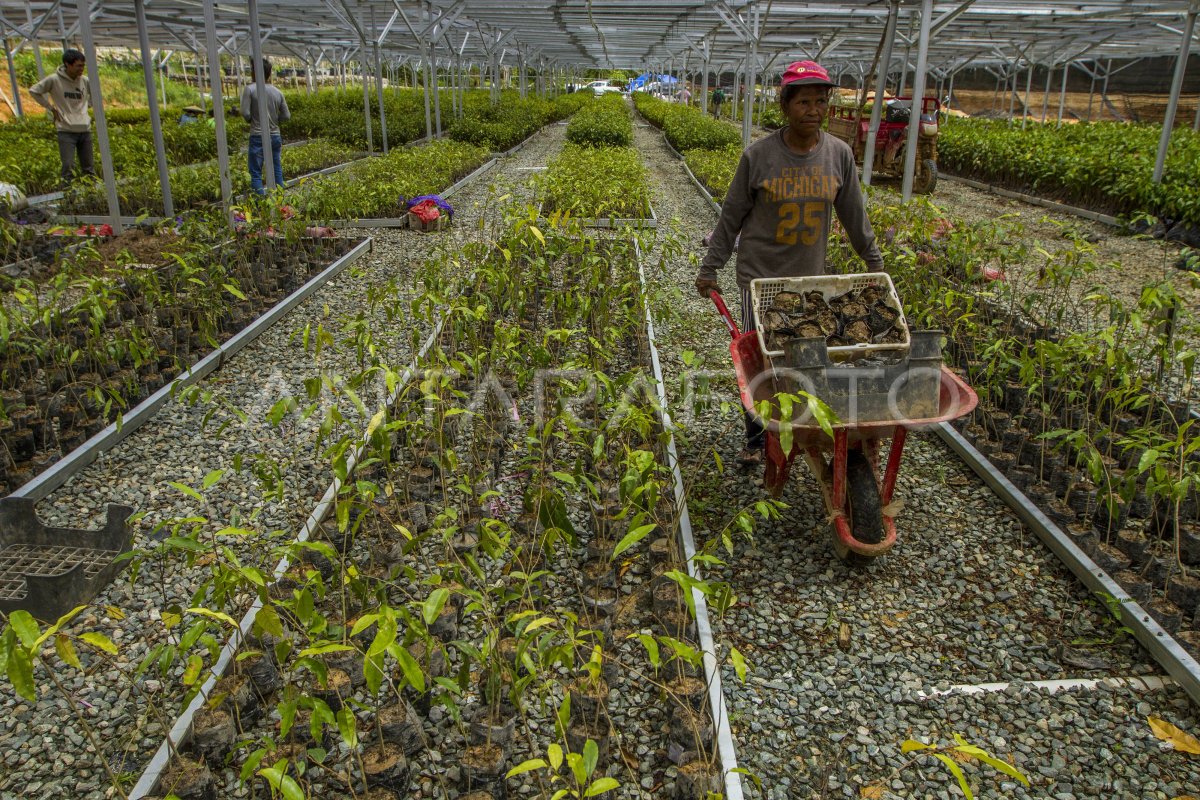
left=695, top=61, right=884, bottom=467
left=29, top=49, right=95, bottom=187
left=711, top=86, right=725, bottom=117
left=240, top=57, right=291, bottom=195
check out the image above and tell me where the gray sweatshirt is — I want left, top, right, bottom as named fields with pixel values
left=240, top=83, right=290, bottom=136
left=699, top=129, right=883, bottom=289
left=29, top=66, right=91, bottom=133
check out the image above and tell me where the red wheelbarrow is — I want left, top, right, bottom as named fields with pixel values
left=710, top=290, right=977, bottom=566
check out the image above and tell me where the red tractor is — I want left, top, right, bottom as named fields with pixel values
left=827, top=96, right=940, bottom=194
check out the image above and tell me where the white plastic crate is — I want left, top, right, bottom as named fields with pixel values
left=749, top=272, right=910, bottom=362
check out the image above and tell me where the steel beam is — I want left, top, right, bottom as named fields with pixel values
left=863, top=0, right=900, bottom=186
left=202, top=0, right=232, bottom=225
left=247, top=0, right=275, bottom=191
left=135, top=0, right=173, bottom=217
left=901, top=0, right=932, bottom=201
left=76, top=0, right=121, bottom=232
left=1155, top=8, right=1197, bottom=183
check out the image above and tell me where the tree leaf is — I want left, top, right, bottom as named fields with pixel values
left=423, top=588, right=450, bottom=626
left=548, top=742, right=563, bottom=771
left=6, top=648, right=36, bottom=700
left=8, top=611, right=39, bottom=649
left=55, top=635, right=81, bottom=669
left=223, top=283, right=247, bottom=301
left=584, top=777, right=620, bottom=796
left=612, top=523, right=656, bottom=558
left=79, top=632, right=117, bottom=655
left=730, top=645, right=748, bottom=684
left=167, top=481, right=205, bottom=502
left=583, top=737, right=599, bottom=777
left=901, top=739, right=935, bottom=753
left=391, top=644, right=426, bottom=694
left=186, top=607, right=238, bottom=629
left=1149, top=716, right=1200, bottom=755
left=933, top=752, right=974, bottom=800
left=860, top=785, right=886, bottom=799
left=505, top=758, right=547, bottom=778
left=336, top=706, right=358, bottom=748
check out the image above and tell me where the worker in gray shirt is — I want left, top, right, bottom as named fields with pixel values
left=29, top=49, right=95, bottom=187
left=240, top=57, right=291, bottom=195
left=696, top=60, right=883, bottom=466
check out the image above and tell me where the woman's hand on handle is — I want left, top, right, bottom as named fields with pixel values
left=695, top=277, right=720, bottom=298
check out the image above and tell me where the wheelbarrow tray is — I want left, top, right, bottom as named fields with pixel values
left=729, top=326, right=977, bottom=559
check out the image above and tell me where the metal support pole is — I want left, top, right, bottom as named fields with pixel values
left=134, top=0, right=173, bottom=217
left=1057, top=61, right=1070, bottom=126
left=901, top=0, right=932, bottom=201
left=1154, top=8, right=1197, bottom=183
left=701, top=57, right=710, bottom=114
left=422, top=44, right=433, bottom=139
left=247, top=0, right=275, bottom=191
left=374, top=42, right=388, bottom=152
left=3, top=36, right=21, bottom=117
left=863, top=0, right=900, bottom=186
left=202, top=0, right=232, bottom=225
left=1086, top=61, right=1097, bottom=121
left=1041, top=63, right=1053, bottom=121
left=360, top=58, right=374, bottom=153
left=1007, top=61, right=1018, bottom=122
left=1022, top=62, right=1033, bottom=129
left=25, top=3, right=44, bottom=79
left=741, top=20, right=756, bottom=147
left=77, top=0, right=121, bottom=232
left=160, top=51, right=169, bottom=109
left=1099, top=58, right=1112, bottom=119
left=432, top=54, right=442, bottom=137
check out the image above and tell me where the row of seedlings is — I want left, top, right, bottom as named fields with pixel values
left=841, top=198, right=1200, bottom=653
left=0, top=205, right=361, bottom=493
left=538, top=95, right=654, bottom=225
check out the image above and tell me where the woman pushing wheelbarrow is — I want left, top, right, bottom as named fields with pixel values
left=695, top=61, right=976, bottom=565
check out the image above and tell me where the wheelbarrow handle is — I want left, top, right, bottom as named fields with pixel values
left=709, top=290, right=740, bottom=339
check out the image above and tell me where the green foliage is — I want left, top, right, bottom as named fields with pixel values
left=291, top=139, right=489, bottom=220
left=540, top=144, right=652, bottom=219
left=281, top=87, right=425, bottom=149
left=447, top=91, right=568, bottom=151
left=60, top=138, right=360, bottom=215
left=683, top=143, right=742, bottom=200
left=565, top=95, right=632, bottom=147
left=634, top=92, right=740, bottom=151
left=940, top=117, right=1200, bottom=227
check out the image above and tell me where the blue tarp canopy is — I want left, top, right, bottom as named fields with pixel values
left=628, top=72, right=678, bottom=91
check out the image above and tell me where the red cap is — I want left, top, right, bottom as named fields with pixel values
left=780, top=60, right=835, bottom=88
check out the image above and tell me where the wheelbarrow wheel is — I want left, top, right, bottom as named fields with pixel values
left=833, top=450, right=884, bottom=568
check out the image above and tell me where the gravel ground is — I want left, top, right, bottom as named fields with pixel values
left=0, top=124, right=568, bottom=800
left=633, top=122, right=1200, bottom=798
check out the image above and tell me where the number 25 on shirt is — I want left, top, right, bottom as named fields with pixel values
left=776, top=201, right=823, bottom=246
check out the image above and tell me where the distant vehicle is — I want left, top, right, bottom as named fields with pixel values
left=584, top=80, right=623, bottom=96
left=827, top=96, right=941, bottom=194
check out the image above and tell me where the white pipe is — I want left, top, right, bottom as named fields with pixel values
left=900, top=0, right=932, bottom=201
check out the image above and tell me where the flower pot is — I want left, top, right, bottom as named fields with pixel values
left=987, top=451, right=1017, bottom=474
left=157, top=756, right=216, bottom=800
left=362, top=742, right=411, bottom=792
left=652, top=581, right=684, bottom=616
left=1006, top=464, right=1036, bottom=493
left=467, top=704, right=516, bottom=749
left=460, top=742, right=507, bottom=794
left=377, top=700, right=426, bottom=756
left=1113, top=528, right=1150, bottom=567
left=581, top=585, right=620, bottom=616
left=1065, top=481, right=1098, bottom=519
left=669, top=704, right=714, bottom=751
left=566, top=720, right=611, bottom=772
left=580, top=556, right=617, bottom=590
left=1165, top=572, right=1200, bottom=616
left=1085, top=540, right=1130, bottom=574
left=429, top=601, right=459, bottom=640
left=310, top=666, right=355, bottom=712
left=568, top=678, right=609, bottom=724
left=1111, top=570, right=1151, bottom=604
left=190, top=706, right=236, bottom=765
left=674, top=755, right=723, bottom=800
left=1147, top=597, right=1184, bottom=634
left=1000, top=426, right=1027, bottom=457
left=667, top=673, right=708, bottom=716
left=244, top=653, right=281, bottom=702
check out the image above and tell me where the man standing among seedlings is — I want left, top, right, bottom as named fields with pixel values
left=695, top=61, right=883, bottom=467
left=29, top=49, right=95, bottom=188
left=240, top=58, right=291, bottom=195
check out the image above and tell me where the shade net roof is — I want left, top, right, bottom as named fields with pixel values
left=1, top=1, right=1197, bottom=79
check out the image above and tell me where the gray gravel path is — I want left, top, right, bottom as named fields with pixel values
left=632, top=121, right=1200, bottom=799
left=0, top=124, right=568, bottom=800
